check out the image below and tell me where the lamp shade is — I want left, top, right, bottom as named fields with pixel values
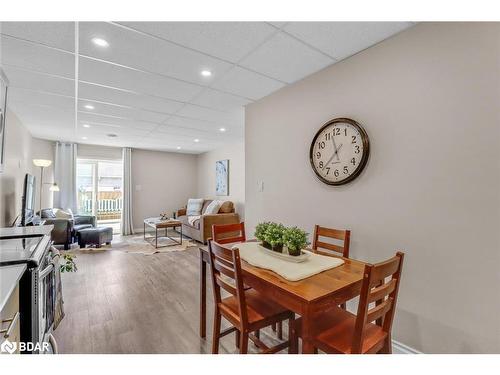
left=49, top=183, right=60, bottom=192
left=33, top=159, right=52, bottom=167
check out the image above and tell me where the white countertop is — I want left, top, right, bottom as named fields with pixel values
left=0, top=264, right=26, bottom=311
left=0, top=225, right=53, bottom=239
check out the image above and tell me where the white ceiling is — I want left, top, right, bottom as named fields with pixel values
left=0, top=22, right=413, bottom=154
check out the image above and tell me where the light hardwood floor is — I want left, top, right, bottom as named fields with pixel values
left=54, top=245, right=286, bottom=353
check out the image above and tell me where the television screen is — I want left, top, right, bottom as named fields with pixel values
left=21, top=173, right=36, bottom=226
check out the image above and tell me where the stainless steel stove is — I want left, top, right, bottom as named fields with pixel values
left=0, top=231, right=56, bottom=353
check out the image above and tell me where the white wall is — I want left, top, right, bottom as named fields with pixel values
left=78, top=143, right=122, bottom=160
left=31, top=137, right=55, bottom=210
left=131, top=148, right=198, bottom=230
left=0, top=109, right=55, bottom=226
left=245, top=23, right=500, bottom=353
left=0, top=110, right=33, bottom=226
left=197, top=141, right=245, bottom=218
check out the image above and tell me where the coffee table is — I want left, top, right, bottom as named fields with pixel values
left=143, top=217, right=182, bottom=248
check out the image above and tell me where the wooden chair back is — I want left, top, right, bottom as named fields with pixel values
left=351, top=252, right=404, bottom=353
left=208, top=239, right=248, bottom=325
left=312, top=225, right=351, bottom=258
left=212, top=222, right=246, bottom=245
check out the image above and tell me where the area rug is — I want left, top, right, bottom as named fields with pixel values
left=111, top=235, right=198, bottom=255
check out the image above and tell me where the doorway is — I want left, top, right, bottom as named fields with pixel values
left=76, top=159, right=123, bottom=234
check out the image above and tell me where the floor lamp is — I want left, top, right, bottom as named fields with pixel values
left=33, top=159, right=59, bottom=212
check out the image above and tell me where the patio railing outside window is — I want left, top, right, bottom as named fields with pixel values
left=78, top=190, right=123, bottom=221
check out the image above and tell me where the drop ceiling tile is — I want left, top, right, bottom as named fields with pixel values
left=79, top=57, right=202, bottom=102
left=8, top=87, right=74, bottom=111
left=240, top=32, right=333, bottom=83
left=77, top=99, right=168, bottom=124
left=81, top=124, right=149, bottom=137
left=79, top=22, right=233, bottom=86
left=283, top=22, right=413, bottom=60
left=78, top=82, right=184, bottom=114
left=164, top=115, right=224, bottom=132
left=119, top=22, right=276, bottom=63
left=0, top=21, right=75, bottom=51
left=155, top=124, right=219, bottom=140
left=176, top=104, right=243, bottom=126
left=78, top=112, right=158, bottom=131
left=211, top=66, right=284, bottom=100
left=190, top=88, right=252, bottom=112
left=0, top=35, right=75, bottom=78
left=1, top=65, right=75, bottom=97
left=8, top=101, right=75, bottom=137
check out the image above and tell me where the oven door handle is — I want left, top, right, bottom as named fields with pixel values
left=39, top=263, right=54, bottom=280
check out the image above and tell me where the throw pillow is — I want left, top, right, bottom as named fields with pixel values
left=218, top=201, right=234, bottom=213
left=55, top=208, right=74, bottom=220
left=186, top=198, right=204, bottom=216
left=204, top=200, right=223, bottom=215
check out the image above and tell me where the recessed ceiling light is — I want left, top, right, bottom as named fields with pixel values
left=82, top=124, right=91, bottom=128
left=200, top=70, right=212, bottom=77
left=194, top=138, right=200, bottom=143
left=92, top=37, right=109, bottom=48
left=84, top=104, right=94, bottom=110
left=82, top=136, right=88, bottom=140
left=176, top=146, right=181, bottom=150
left=219, top=127, right=226, bottom=132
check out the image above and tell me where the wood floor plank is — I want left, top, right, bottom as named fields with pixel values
left=53, top=246, right=287, bottom=354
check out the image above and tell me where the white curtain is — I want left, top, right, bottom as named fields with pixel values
left=54, top=142, right=77, bottom=212
left=121, top=147, right=134, bottom=235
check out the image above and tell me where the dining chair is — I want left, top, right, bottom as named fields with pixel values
left=212, top=222, right=246, bottom=244
left=208, top=239, right=295, bottom=354
left=290, top=251, right=404, bottom=354
left=312, top=225, right=351, bottom=258
left=312, top=225, right=351, bottom=309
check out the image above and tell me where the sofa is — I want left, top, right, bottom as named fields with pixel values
left=39, top=208, right=96, bottom=249
left=176, top=199, right=240, bottom=244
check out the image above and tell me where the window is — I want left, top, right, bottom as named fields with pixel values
left=77, top=159, right=123, bottom=234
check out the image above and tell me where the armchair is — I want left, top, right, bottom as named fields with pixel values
left=39, top=208, right=96, bottom=249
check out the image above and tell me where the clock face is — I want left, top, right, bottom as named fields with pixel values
left=309, top=118, right=370, bottom=185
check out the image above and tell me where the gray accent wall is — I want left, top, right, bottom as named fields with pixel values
left=245, top=22, right=500, bottom=353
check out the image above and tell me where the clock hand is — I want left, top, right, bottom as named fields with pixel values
left=331, top=134, right=340, bottom=161
left=321, top=143, right=343, bottom=171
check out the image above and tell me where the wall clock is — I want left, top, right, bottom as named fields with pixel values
left=309, top=117, right=370, bottom=186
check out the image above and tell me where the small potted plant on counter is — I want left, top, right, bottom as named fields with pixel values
left=263, top=222, right=285, bottom=253
left=255, top=221, right=271, bottom=248
left=283, top=227, right=308, bottom=256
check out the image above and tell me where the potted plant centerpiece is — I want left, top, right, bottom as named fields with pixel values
left=283, top=227, right=308, bottom=256
left=254, top=221, right=271, bottom=248
left=263, top=222, right=285, bottom=253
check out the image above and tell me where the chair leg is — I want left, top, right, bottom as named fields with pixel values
left=239, top=331, right=249, bottom=354
left=380, top=336, right=392, bottom=354
left=288, top=317, right=298, bottom=354
left=277, top=321, right=283, bottom=340
left=254, top=329, right=260, bottom=346
left=235, top=330, right=240, bottom=349
left=212, top=309, right=221, bottom=354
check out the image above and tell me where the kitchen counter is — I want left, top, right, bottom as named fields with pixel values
left=0, top=264, right=26, bottom=312
left=0, top=225, right=53, bottom=239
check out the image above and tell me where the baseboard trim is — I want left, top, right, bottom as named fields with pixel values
left=392, top=340, right=422, bottom=354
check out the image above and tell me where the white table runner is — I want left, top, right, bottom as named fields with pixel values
left=232, top=242, right=344, bottom=282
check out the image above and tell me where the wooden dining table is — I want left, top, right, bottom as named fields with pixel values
left=198, top=243, right=367, bottom=354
